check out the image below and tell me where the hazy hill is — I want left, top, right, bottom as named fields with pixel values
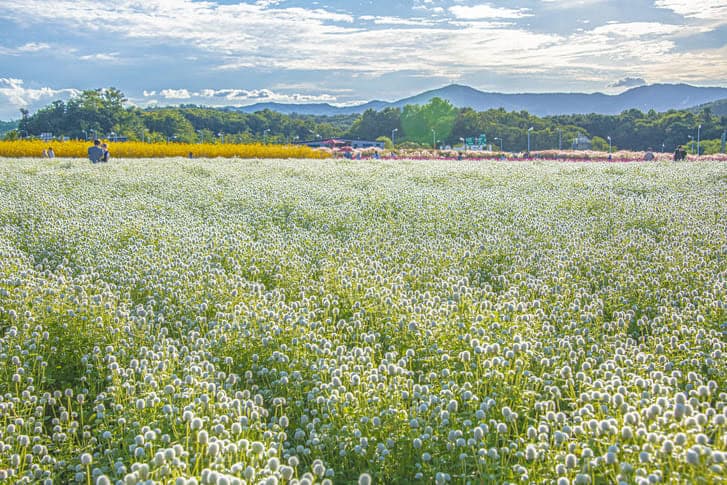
left=688, top=98, right=727, bottom=117
left=232, top=83, right=727, bottom=117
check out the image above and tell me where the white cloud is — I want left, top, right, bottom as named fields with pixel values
left=449, top=4, right=532, bottom=19
left=655, top=0, right=727, bottom=22
left=0, top=78, right=80, bottom=119
left=0, top=41, right=51, bottom=55
left=145, top=87, right=337, bottom=104
left=0, top=0, right=724, bottom=100
left=590, top=22, right=682, bottom=38
left=17, top=42, right=50, bottom=52
left=609, top=77, right=646, bottom=88
left=540, top=0, right=606, bottom=8
left=359, top=15, right=437, bottom=26
left=159, top=89, right=191, bottom=99
left=79, top=52, right=121, bottom=61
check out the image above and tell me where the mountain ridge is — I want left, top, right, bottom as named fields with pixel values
left=230, top=83, right=727, bottom=117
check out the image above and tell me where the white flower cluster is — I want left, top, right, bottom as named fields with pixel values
left=0, top=158, right=725, bottom=483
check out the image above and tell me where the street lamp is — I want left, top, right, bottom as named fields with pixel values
left=696, top=124, right=701, bottom=156
left=607, top=135, right=612, bottom=157
left=264, top=128, right=270, bottom=144
left=661, top=142, right=665, bottom=153
left=391, top=128, right=398, bottom=146
left=527, top=127, right=533, bottom=154
left=432, top=129, right=436, bottom=149
left=494, top=137, right=503, bottom=151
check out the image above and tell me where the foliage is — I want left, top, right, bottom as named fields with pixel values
left=375, top=135, right=393, bottom=149
left=11, top=88, right=727, bottom=154
left=347, top=107, right=401, bottom=140
left=401, top=98, right=458, bottom=146
left=0, top=119, right=18, bottom=137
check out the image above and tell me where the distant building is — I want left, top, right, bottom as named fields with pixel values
left=297, top=138, right=385, bottom=149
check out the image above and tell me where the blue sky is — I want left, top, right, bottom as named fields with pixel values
left=1, top=0, right=726, bottom=120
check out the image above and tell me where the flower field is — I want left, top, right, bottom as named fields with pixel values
left=0, top=157, right=725, bottom=485
left=0, top=141, right=329, bottom=159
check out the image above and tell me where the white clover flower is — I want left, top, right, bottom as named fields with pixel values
left=686, top=449, right=700, bottom=465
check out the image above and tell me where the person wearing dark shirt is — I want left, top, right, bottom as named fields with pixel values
left=88, top=140, right=104, bottom=163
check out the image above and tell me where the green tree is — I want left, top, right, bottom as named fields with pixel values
left=401, top=98, right=457, bottom=146
left=376, top=136, right=393, bottom=149
left=347, top=107, right=401, bottom=140
left=142, top=110, right=195, bottom=141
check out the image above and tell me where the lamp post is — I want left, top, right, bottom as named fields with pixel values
left=607, top=135, right=612, bottom=157
left=688, top=135, right=693, bottom=154
left=661, top=142, right=665, bottom=153
left=696, top=124, right=701, bottom=156
left=391, top=128, right=398, bottom=146
left=527, top=127, right=533, bottom=154
left=494, top=137, right=503, bottom=152
left=81, top=129, right=87, bottom=141
left=264, top=128, right=270, bottom=144
left=432, top=129, right=436, bottom=149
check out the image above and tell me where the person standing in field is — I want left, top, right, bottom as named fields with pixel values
left=41, top=149, right=48, bottom=158
left=47, top=147, right=55, bottom=158
left=88, top=139, right=104, bottom=163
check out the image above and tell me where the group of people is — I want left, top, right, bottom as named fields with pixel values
left=673, top=145, right=688, bottom=161
left=41, top=147, right=55, bottom=158
left=88, top=139, right=110, bottom=163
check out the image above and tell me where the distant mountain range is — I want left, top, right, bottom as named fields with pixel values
left=231, top=83, right=727, bottom=117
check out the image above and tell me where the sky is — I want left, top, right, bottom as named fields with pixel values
left=1, top=0, right=726, bottom=120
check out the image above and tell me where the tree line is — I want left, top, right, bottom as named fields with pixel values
left=5, top=88, right=726, bottom=153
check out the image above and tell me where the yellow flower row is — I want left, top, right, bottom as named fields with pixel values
left=0, top=140, right=330, bottom=159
